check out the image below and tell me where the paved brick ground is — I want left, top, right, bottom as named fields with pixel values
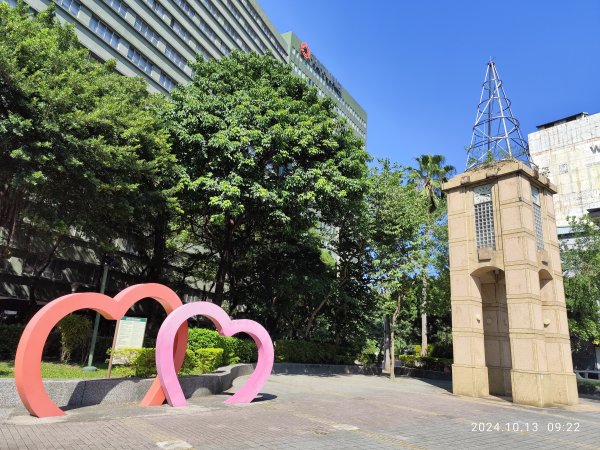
left=1, top=374, right=600, bottom=449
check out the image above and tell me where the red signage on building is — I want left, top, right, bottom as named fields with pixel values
left=300, top=42, right=311, bottom=60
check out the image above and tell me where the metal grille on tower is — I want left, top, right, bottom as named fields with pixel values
left=466, top=60, right=531, bottom=170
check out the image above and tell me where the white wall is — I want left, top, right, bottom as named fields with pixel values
left=529, top=113, right=600, bottom=228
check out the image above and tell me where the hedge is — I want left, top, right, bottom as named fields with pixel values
left=578, top=380, right=600, bottom=397
left=0, top=324, right=24, bottom=360
left=0, top=325, right=258, bottom=366
left=112, top=348, right=200, bottom=377
left=0, top=324, right=62, bottom=361
left=57, top=314, right=92, bottom=363
left=187, top=328, right=257, bottom=364
left=192, top=348, right=224, bottom=374
left=275, top=340, right=355, bottom=365
left=397, top=355, right=452, bottom=372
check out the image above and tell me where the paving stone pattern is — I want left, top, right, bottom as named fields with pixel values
left=1, top=374, right=600, bottom=449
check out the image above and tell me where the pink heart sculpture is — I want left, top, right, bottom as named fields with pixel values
left=14, top=283, right=188, bottom=418
left=155, top=302, right=274, bottom=406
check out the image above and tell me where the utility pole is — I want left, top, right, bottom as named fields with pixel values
left=83, top=257, right=112, bottom=372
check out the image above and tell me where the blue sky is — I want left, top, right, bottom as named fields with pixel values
left=260, top=0, right=600, bottom=172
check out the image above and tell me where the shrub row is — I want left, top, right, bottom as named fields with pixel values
left=3, top=323, right=371, bottom=368
left=0, top=324, right=24, bottom=360
left=108, top=327, right=262, bottom=378
left=0, top=324, right=61, bottom=360
left=187, top=328, right=257, bottom=364
left=413, top=343, right=453, bottom=359
left=397, top=355, right=452, bottom=372
left=274, top=340, right=355, bottom=365
left=111, top=347, right=223, bottom=377
left=57, top=314, right=92, bottom=363
left=112, top=336, right=360, bottom=373
left=578, top=380, right=600, bottom=397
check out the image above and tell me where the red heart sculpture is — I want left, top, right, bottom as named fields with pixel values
left=14, top=283, right=188, bottom=418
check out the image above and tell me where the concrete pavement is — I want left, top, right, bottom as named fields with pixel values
left=1, top=373, right=600, bottom=449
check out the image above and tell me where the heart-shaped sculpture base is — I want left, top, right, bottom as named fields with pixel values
left=14, top=283, right=188, bottom=418
left=156, top=302, right=274, bottom=406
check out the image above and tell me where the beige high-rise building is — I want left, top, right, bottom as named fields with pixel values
left=443, top=161, right=578, bottom=407
left=529, top=112, right=600, bottom=234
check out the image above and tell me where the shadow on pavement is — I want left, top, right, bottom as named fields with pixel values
left=402, top=376, right=453, bottom=393
left=218, top=392, right=278, bottom=402
left=272, top=372, right=341, bottom=378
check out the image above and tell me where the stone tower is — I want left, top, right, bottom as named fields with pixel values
left=443, top=161, right=578, bottom=407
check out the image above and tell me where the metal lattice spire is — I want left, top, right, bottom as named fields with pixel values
left=466, top=59, right=531, bottom=170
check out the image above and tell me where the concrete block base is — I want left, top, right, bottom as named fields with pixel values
left=549, top=372, right=578, bottom=405
left=0, top=364, right=254, bottom=409
left=452, top=365, right=489, bottom=397
left=487, top=367, right=512, bottom=396
left=510, top=370, right=553, bottom=407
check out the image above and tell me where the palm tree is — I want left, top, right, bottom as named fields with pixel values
left=408, top=155, right=455, bottom=214
left=407, top=155, right=455, bottom=356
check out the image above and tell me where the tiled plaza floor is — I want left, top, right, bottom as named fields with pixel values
left=1, top=373, right=599, bottom=449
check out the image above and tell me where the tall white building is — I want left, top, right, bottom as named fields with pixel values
left=281, top=31, right=367, bottom=141
left=528, top=112, right=600, bottom=235
left=3, top=0, right=288, bottom=94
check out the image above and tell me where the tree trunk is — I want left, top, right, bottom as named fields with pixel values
left=213, top=217, right=234, bottom=307
left=303, top=262, right=348, bottom=338
left=213, top=256, right=227, bottom=307
left=420, top=273, right=428, bottom=356
left=383, top=315, right=391, bottom=373
left=390, top=291, right=403, bottom=380
left=27, top=234, right=64, bottom=318
left=303, top=294, right=329, bottom=339
left=389, top=322, right=396, bottom=380
left=0, top=188, right=24, bottom=258
left=147, top=212, right=167, bottom=282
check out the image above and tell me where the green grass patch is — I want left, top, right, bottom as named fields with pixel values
left=0, top=360, right=134, bottom=379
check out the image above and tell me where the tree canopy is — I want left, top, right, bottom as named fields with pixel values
left=163, top=51, right=374, bottom=344
left=0, top=2, right=173, bottom=249
left=561, top=216, right=600, bottom=344
left=0, top=4, right=456, bottom=359
left=0, top=3, right=175, bottom=311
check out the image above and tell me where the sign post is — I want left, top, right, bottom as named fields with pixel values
left=107, top=316, right=147, bottom=378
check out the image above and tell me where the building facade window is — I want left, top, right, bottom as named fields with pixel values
left=474, top=184, right=496, bottom=249
left=195, top=43, right=210, bottom=60
left=223, top=0, right=259, bottom=52
left=106, top=0, right=127, bottom=17
left=134, top=17, right=161, bottom=46
left=127, top=47, right=153, bottom=74
left=171, top=18, right=193, bottom=44
left=60, top=0, right=80, bottom=16
left=532, top=185, right=544, bottom=250
left=165, top=45, right=186, bottom=69
left=159, top=72, right=176, bottom=91
left=239, top=0, right=286, bottom=58
left=90, top=16, right=120, bottom=49
left=174, top=0, right=196, bottom=18
left=200, top=0, right=245, bottom=52
left=145, top=0, right=169, bottom=21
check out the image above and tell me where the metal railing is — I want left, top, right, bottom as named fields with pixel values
left=575, top=370, right=600, bottom=381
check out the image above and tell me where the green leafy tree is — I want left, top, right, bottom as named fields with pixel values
left=406, top=154, right=454, bottom=356
left=561, top=216, right=600, bottom=344
left=425, top=223, right=452, bottom=357
left=163, top=50, right=370, bottom=330
left=0, top=3, right=174, bottom=306
left=368, top=160, right=428, bottom=377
